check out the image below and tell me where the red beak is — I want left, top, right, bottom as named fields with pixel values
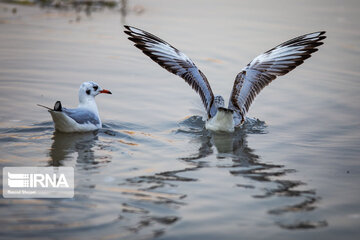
left=100, top=89, right=112, bottom=94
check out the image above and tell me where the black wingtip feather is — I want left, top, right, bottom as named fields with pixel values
left=54, top=101, right=62, bottom=111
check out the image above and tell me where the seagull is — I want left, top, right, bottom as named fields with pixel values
left=38, top=81, right=112, bottom=133
left=124, top=25, right=326, bottom=132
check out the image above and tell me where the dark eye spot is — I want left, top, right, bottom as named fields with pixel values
left=86, top=89, right=91, bottom=95
left=93, top=85, right=98, bottom=91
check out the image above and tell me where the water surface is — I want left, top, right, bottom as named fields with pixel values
left=0, top=0, right=360, bottom=239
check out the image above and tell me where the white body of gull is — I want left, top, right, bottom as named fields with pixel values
left=124, top=26, right=326, bottom=132
left=38, top=81, right=112, bottom=133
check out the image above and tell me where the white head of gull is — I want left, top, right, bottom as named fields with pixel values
left=38, top=81, right=112, bottom=133
left=124, top=25, right=326, bottom=132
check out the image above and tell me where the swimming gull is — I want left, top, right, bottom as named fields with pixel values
left=38, top=81, right=112, bottom=133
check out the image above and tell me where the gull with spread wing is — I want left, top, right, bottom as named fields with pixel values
left=124, top=26, right=326, bottom=132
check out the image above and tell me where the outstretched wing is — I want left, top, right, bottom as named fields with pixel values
left=124, top=25, right=216, bottom=118
left=229, top=31, right=326, bottom=124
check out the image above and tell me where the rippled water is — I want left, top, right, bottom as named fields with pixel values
left=1, top=0, right=360, bottom=239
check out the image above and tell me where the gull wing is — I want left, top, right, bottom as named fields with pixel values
left=63, top=108, right=100, bottom=125
left=124, top=25, right=216, bottom=118
left=229, top=31, right=326, bottom=124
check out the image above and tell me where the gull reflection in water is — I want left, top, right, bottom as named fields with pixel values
left=48, top=131, right=98, bottom=166
left=178, top=116, right=327, bottom=230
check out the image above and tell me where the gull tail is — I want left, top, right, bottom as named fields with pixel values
left=37, top=104, right=53, bottom=111
left=37, top=101, right=62, bottom=112
left=217, top=107, right=234, bottom=114
left=205, top=107, right=235, bottom=132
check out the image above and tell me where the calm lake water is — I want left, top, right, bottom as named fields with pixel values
left=0, top=0, right=359, bottom=239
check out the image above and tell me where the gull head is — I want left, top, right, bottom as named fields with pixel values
left=78, top=81, right=112, bottom=104
left=214, top=95, right=225, bottom=109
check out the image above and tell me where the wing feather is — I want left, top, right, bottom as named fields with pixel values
left=63, top=108, right=100, bottom=125
left=229, top=31, right=326, bottom=124
left=124, top=25, right=216, bottom=118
